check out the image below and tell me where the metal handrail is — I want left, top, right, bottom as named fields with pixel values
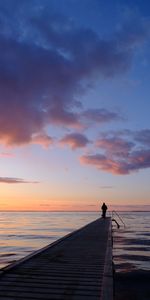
left=112, top=210, right=126, bottom=227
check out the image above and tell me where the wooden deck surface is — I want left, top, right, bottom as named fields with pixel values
left=0, top=217, right=112, bottom=300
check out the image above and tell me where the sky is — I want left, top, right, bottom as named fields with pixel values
left=0, top=0, right=150, bottom=211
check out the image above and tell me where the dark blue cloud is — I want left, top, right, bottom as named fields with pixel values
left=134, top=129, right=150, bottom=146
left=60, top=132, right=90, bottom=149
left=0, top=0, right=148, bottom=146
left=81, top=108, right=123, bottom=124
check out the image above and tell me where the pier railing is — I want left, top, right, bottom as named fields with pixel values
left=111, top=210, right=126, bottom=228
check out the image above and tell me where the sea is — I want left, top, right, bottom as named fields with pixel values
left=0, top=211, right=150, bottom=299
left=0, top=211, right=100, bottom=269
left=112, top=211, right=150, bottom=300
left=112, top=211, right=150, bottom=272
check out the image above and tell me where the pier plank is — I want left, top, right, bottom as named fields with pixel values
left=0, top=218, right=112, bottom=299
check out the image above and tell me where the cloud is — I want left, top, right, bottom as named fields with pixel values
left=80, top=130, right=150, bottom=174
left=0, top=152, right=14, bottom=157
left=32, top=133, right=54, bottom=148
left=116, top=19, right=150, bottom=49
left=134, top=129, right=150, bottom=146
left=80, top=153, right=126, bottom=174
left=81, top=108, right=122, bottom=125
left=48, top=108, right=82, bottom=129
left=0, top=177, right=39, bottom=184
left=96, top=136, right=134, bottom=156
left=80, top=151, right=150, bottom=175
left=60, top=132, right=90, bottom=149
left=0, top=1, right=148, bottom=146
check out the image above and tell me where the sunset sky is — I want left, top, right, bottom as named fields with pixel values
left=0, top=0, right=150, bottom=211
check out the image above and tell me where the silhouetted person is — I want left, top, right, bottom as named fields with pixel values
left=101, top=202, right=107, bottom=218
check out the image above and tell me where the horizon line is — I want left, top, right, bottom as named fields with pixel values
left=0, top=210, right=150, bottom=213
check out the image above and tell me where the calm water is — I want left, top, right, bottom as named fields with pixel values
left=0, top=211, right=99, bottom=269
left=0, top=211, right=150, bottom=272
left=112, top=212, right=150, bottom=300
left=112, top=211, right=150, bottom=272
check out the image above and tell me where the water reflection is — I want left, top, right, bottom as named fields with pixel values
left=113, top=212, right=150, bottom=272
left=0, top=211, right=99, bottom=269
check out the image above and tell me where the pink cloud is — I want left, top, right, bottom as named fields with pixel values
left=0, top=152, right=14, bottom=157
left=80, top=129, right=150, bottom=174
left=80, top=154, right=127, bottom=174
left=60, top=132, right=90, bottom=150
left=32, top=134, right=54, bottom=148
left=80, top=149, right=150, bottom=175
left=96, top=137, right=134, bottom=156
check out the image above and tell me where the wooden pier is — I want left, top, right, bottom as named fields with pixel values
left=0, top=217, right=113, bottom=300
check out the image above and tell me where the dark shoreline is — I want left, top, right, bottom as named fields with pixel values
left=114, top=269, right=150, bottom=300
